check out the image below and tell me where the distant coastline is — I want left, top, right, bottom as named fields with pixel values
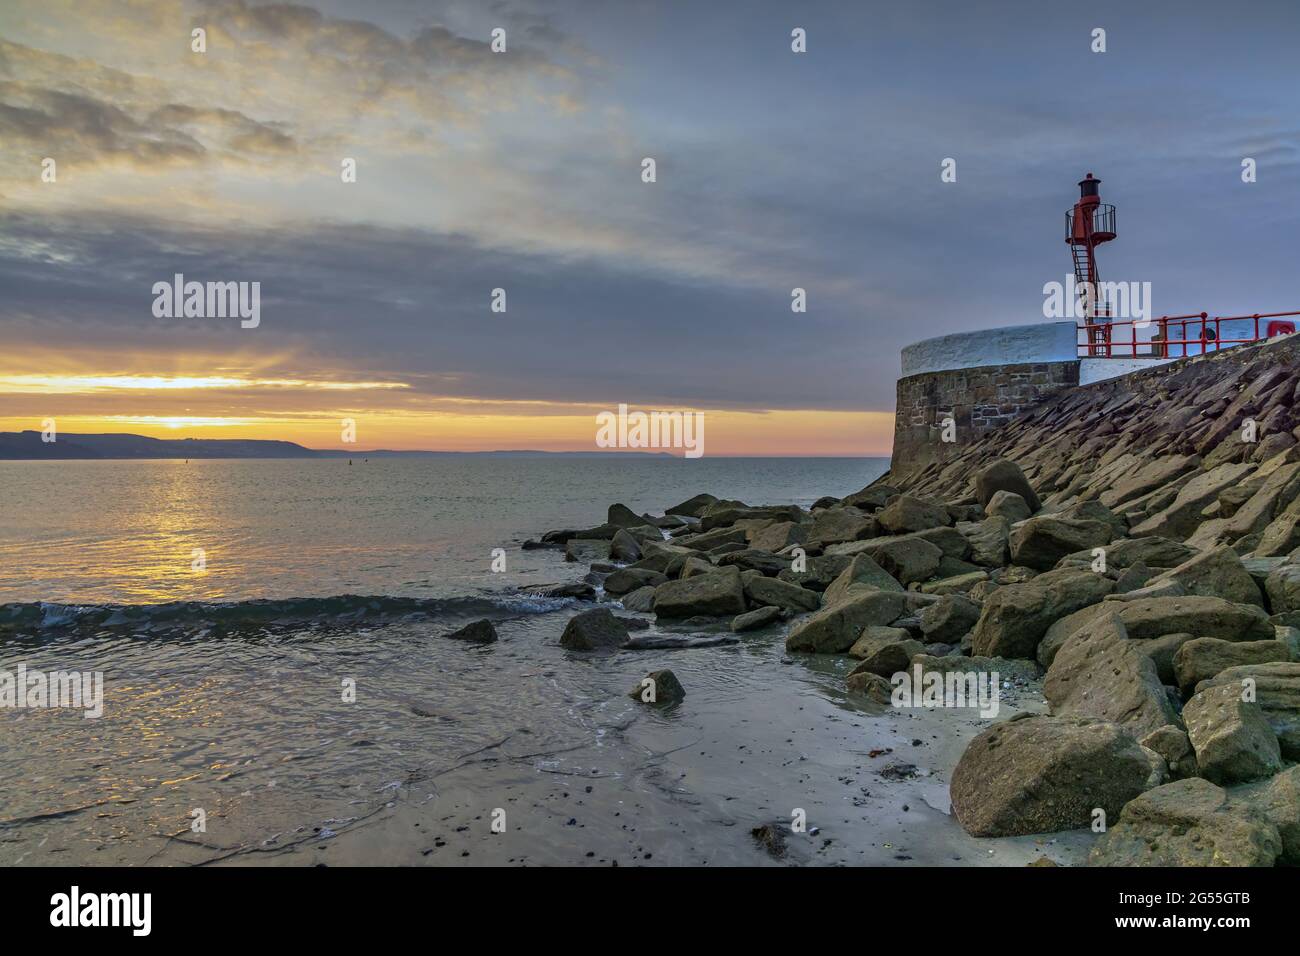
left=0, top=430, right=677, bottom=461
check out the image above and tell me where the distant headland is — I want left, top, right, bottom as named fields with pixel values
left=0, top=431, right=674, bottom=461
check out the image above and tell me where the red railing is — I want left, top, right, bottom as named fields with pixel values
left=1078, top=311, right=1300, bottom=358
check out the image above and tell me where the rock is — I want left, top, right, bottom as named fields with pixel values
left=974, top=458, right=1041, bottom=512
left=1095, top=536, right=1200, bottom=569
left=848, top=634, right=926, bottom=677
left=665, top=493, right=718, bottom=518
left=1043, top=612, right=1180, bottom=738
left=653, top=567, right=747, bottom=619
left=845, top=670, right=894, bottom=703
left=785, top=589, right=909, bottom=654
left=806, top=507, right=876, bottom=547
left=521, top=581, right=596, bottom=600
left=1183, top=683, right=1282, bottom=784
left=750, top=823, right=788, bottom=858
left=1137, top=632, right=1198, bottom=686
left=1140, top=725, right=1197, bottom=780
left=1265, top=564, right=1300, bottom=613
left=700, top=503, right=804, bottom=531
left=609, top=528, right=642, bottom=562
left=1114, top=595, right=1275, bottom=642
left=858, top=536, right=943, bottom=585
left=921, top=570, right=989, bottom=595
left=777, top=553, right=852, bottom=592
left=1173, top=637, right=1293, bottom=695
left=715, top=549, right=789, bottom=576
left=744, top=575, right=821, bottom=613
left=749, top=521, right=807, bottom=553
left=560, top=608, right=630, bottom=650
left=951, top=715, right=1157, bottom=837
left=918, top=594, right=981, bottom=644
left=985, top=490, right=1031, bottom=522
left=607, top=503, right=644, bottom=528
left=1009, top=516, right=1113, bottom=572
left=602, top=567, right=667, bottom=595
left=1130, top=462, right=1256, bottom=540
left=1088, top=777, right=1281, bottom=867
left=848, top=625, right=919, bottom=663
left=972, top=568, right=1115, bottom=660
left=731, top=605, right=783, bottom=632
left=1099, top=454, right=1201, bottom=509
left=445, top=619, right=498, bottom=643
left=619, top=585, right=657, bottom=613
left=1112, top=561, right=1153, bottom=593
left=678, top=527, right=749, bottom=551
left=960, top=516, right=1010, bottom=567
left=1150, top=545, right=1264, bottom=607
left=565, top=539, right=613, bottom=563
left=908, top=653, right=1040, bottom=683
left=628, top=669, right=685, bottom=705
left=842, top=483, right=898, bottom=511
left=1235, top=766, right=1300, bottom=864
left=822, top=553, right=904, bottom=605
left=1199, top=662, right=1300, bottom=760
left=876, top=494, right=951, bottom=534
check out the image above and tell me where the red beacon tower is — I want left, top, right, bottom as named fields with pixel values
left=1066, top=173, right=1116, bottom=354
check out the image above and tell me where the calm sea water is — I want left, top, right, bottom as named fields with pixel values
left=0, top=457, right=886, bottom=606
left=8, top=457, right=1082, bottom=869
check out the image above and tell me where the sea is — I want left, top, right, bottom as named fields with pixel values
left=0, top=456, right=1086, bottom=866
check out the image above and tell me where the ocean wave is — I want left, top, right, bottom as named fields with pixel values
left=0, top=591, right=582, bottom=635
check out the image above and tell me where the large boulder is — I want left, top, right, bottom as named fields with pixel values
left=951, top=715, right=1158, bottom=837
left=1173, top=637, right=1293, bottom=695
left=1199, top=662, right=1300, bottom=760
left=743, top=574, right=821, bottom=613
left=1044, top=612, right=1180, bottom=739
left=971, top=568, right=1115, bottom=660
left=1149, top=546, right=1264, bottom=607
left=985, top=490, right=1031, bottom=523
left=876, top=495, right=951, bottom=534
left=678, top=527, right=748, bottom=551
left=856, top=536, right=943, bottom=585
left=731, top=605, right=783, bottom=632
left=1264, top=564, right=1300, bottom=613
left=822, top=553, right=903, bottom=605
left=715, top=549, right=789, bottom=576
left=1113, top=595, right=1274, bottom=642
left=974, top=458, right=1041, bottom=512
left=846, top=630, right=925, bottom=675
left=806, top=508, right=876, bottom=548
left=1088, top=777, right=1281, bottom=867
left=1009, top=516, right=1113, bottom=572
left=749, top=521, right=807, bottom=553
left=777, top=554, right=852, bottom=592
left=653, top=566, right=747, bottom=619
left=918, top=594, right=981, bottom=644
left=609, top=528, right=642, bottom=562
left=607, top=503, right=644, bottom=528
left=602, top=567, right=667, bottom=595
left=960, top=516, right=1010, bottom=567
left=665, top=493, right=718, bottom=518
left=1078, top=536, right=1199, bottom=569
left=1183, top=683, right=1282, bottom=784
left=566, top=538, right=613, bottom=563
left=785, top=589, right=909, bottom=654
left=560, top=608, right=630, bottom=650
left=1235, top=766, right=1300, bottom=865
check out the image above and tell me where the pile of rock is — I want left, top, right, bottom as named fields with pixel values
left=529, top=336, right=1300, bottom=865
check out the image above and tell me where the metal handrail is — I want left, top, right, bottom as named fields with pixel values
left=1077, top=311, right=1300, bottom=358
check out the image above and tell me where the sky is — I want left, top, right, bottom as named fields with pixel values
left=1, top=0, right=1297, bottom=456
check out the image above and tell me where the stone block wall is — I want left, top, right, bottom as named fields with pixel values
left=891, top=360, right=1079, bottom=482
